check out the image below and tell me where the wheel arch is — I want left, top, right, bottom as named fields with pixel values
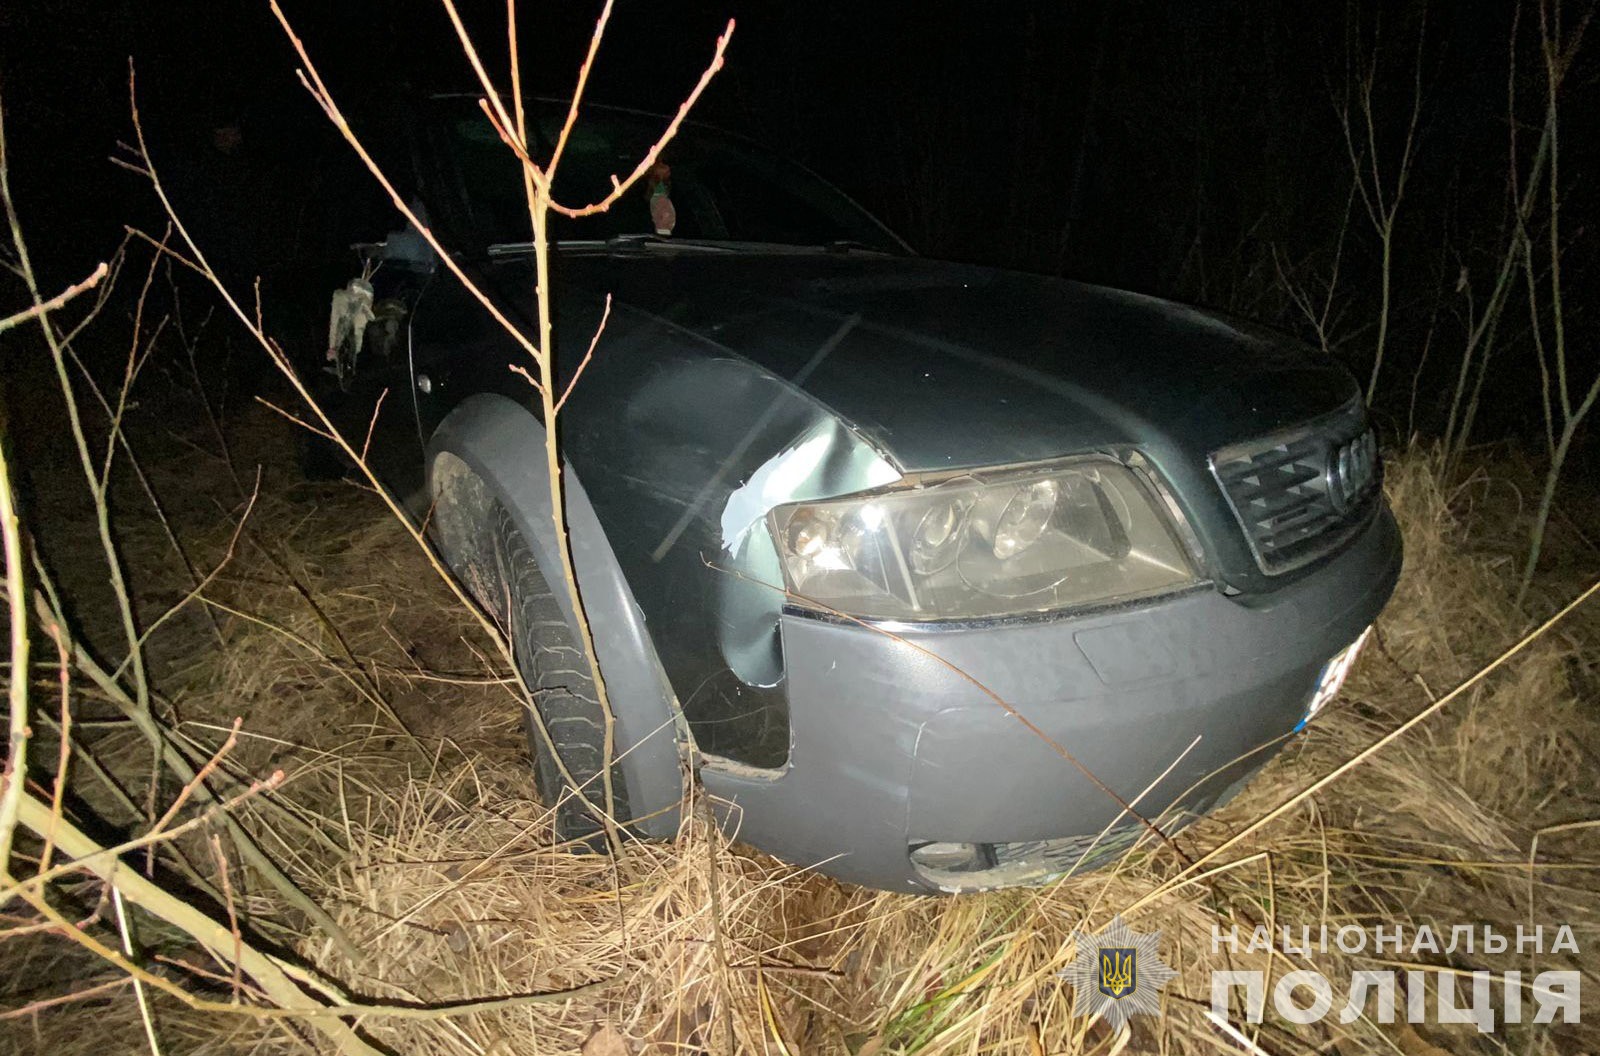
left=426, top=393, right=685, bottom=837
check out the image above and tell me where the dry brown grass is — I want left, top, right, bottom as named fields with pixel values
left=4, top=428, right=1598, bottom=1056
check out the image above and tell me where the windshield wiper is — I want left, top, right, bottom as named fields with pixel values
left=606, top=234, right=741, bottom=252
left=823, top=239, right=898, bottom=256
left=490, top=236, right=901, bottom=257
left=491, top=235, right=740, bottom=256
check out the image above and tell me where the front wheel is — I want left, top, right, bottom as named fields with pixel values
left=489, top=501, right=630, bottom=845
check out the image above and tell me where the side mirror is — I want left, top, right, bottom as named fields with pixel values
left=380, top=220, right=437, bottom=274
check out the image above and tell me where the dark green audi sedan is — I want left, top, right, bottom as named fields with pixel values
left=351, top=97, right=1399, bottom=892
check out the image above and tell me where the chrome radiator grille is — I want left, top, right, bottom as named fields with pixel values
left=1211, top=402, right=1379, bottom=574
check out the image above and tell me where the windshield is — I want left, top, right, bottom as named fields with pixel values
left=436, top=98, right=905, bottom=252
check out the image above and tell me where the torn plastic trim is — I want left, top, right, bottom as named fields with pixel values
left=715, top=416, right=901, bottom=688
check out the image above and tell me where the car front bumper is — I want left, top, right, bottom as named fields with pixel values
left=698, top=505, right=1403, bottom=892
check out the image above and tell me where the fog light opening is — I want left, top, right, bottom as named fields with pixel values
left=909, top=841, right=994, bottom=875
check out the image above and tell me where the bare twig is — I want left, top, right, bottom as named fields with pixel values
left=112, top=887, right=163, bottom=1056
left=0, top=363, right=29, bottom=878
left=0, top=765, right=283, bottom=901
left=1517, top=0, right=1597, bottom=596
left=1334, top=6, right=1427, bottom=403
left=0, top=977, right=133, bottom=1020
left=542, top=0, right=612, bottom=183
left=0, top=89, right=38, bottom=875
left=546, top=18, right=734, bottom=217
left=359, top=388, right=388, bottom=464
left=553, top=293, right=611, bottom=415
left=30, top=585, right=357, bottom=955
left=37, top=629, right=71, bottom=873
left=1444, top=5, right=1558, bottom=467
left=149, top=717, right=242, bottom=837
left=0, top=261, right=108, bottom=335
left=111, top=475, right=259, bottom=682
left=208, top=833, right=245, bottom=1002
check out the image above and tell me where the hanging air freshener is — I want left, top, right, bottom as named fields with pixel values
left=647, top=161, right=676, bottom=237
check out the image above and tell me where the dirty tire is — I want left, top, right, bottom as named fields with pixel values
left=490, top=501, right=629, bottom=846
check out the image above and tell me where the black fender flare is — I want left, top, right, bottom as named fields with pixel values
left=425, top=393, right=684, bottom=837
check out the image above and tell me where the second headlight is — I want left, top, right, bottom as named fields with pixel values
left=767, top=457, right=1198, bottom=621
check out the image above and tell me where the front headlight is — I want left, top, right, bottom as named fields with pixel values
left=768, top=458, right=1198, bottom=621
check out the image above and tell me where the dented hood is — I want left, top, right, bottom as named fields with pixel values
left=549, top=249, right=1358, bottom=474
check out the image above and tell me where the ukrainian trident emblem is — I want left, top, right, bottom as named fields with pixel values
left=1059, top=916, right=1176, bottom=1031
left=1097, top=946, right=1137, bottom=999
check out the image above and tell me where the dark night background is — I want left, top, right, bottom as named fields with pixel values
left=1, top=0, right=1596, bottom=465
